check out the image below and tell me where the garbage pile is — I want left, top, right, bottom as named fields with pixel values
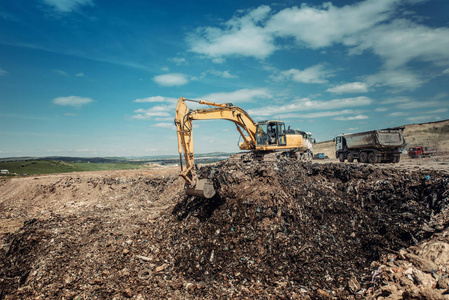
left=165, top=160, right=449, bottom=298
left=0, top=160, right=448, bottom=299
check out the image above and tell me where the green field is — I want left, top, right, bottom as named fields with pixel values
left=0, top=160, right=147, bottom=176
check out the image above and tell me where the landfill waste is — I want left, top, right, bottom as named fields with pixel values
left=0, top=160, right=448, bottom=299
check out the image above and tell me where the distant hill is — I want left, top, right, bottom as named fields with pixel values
left=0, top=152, right=233, bottom=175
left=0, top=160, right=147, bottom=176
left=0, top=156, right=128, bottom=163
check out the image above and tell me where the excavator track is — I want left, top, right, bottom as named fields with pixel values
left=229, top=151, right=312, bottom=163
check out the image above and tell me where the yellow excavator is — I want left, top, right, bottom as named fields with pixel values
left=174, top=97, right=313, bottom=198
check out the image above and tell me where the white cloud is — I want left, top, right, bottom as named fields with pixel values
left=406, top=115, right=442, bottom=123
left=188, top=0, right=398, bottom=58
left=349, top=20, right=449, bottom=90
left=333, top=115, right=369, bottom=121
left=153, top=73, right=189, bottom=87
left=279, top=109, right=364, bottom=119
left=380, top=96, right=413, bottom=105
left=388, top=112, right=409, bottom=117
left=202, top=88, right=272, bottom=103
left=365, top=68, right=424, bottom=90
left=274, top=64, right=333, bottom=84
left=396, top=100, right=441, bottom=110
left=133, top=96, right=178, bottom=103
left=53, top=96, right=93, bottom=108
left=153, top=123, right=176, bottom=130
left=154, top=117, right=175, bottom=122
left=168, top=57, right=188, bottom=66
left=326, top=82, right=368, bottom=94
left=207, top=70, right=238, bottom=79
left=379, top=98, right=445, bottom=113
left=186, top=1, right=449, bottom=91
left=350, top=19, right=449, bottom=69
left=54, top=69, right=69, bottom=76
left=187, top=5, right=275, bottom=59
left=132, top=105, right=172, bottom=120
left=247, top=96, right=373, bottom=116
left=75, top=73, right=84, bottom=77
left=266, top=0, right=399, bottom=49
left=433, top=92, right=448, bottom=100
left=424, top=108, right=448, bottom=114
left=42, top=0, right=94, bottom=13
left=0, top=67, right=7, bottom=76
left=188, top=0, right=449, bottom=73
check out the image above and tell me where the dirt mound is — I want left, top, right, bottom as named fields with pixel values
left=1, top=161, right=448, bottom=299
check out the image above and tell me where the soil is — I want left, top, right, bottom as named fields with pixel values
left=1, top=157, right=449, bottom=299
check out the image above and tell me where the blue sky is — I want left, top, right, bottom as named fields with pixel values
left=1, top=0, right=448, bottom=157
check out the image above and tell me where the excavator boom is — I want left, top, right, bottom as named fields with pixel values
left=175, top=97, right=259, bottom=198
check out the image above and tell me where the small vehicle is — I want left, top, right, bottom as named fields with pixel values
left=408, top=147, right=436, bottom=158
left=313, top=153, right=328, bottom=159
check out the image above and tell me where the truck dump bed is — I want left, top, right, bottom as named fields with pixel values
left=344, top=128, right=405, bottom=149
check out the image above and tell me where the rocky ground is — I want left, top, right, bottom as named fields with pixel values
left=0, top=157, right=449, bottom=299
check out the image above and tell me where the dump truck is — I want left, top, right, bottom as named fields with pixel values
left=335, top=127, right=406, bottom=163
left=174, top=97, right=313, bottom=198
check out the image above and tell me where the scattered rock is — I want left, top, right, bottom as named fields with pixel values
left=348, top=277, right=361, bottom=294
left=123, top=288, right=133, bottom=298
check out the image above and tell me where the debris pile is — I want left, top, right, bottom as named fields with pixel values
left=1, top=160, right=448, bottom=299
left=164, top=160, right=449, bottom=298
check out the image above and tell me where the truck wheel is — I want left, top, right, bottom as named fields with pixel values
left=359, top=152, right=368, bottom=163
left=368, top=152, right=376, bottom=164
left=347, top=152, right=354, bottom=162
left=338, top=153, right=345, bottom=162
left=307, top=152, right=313, bottom=162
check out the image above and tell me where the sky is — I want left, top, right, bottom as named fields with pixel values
left=1, top=0, right=448, bottom=158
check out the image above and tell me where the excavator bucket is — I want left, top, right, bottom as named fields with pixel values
left=185, top=178, right=216, bottom=199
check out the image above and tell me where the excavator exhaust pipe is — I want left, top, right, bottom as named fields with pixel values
left=185, top=178, right=216, bottom=199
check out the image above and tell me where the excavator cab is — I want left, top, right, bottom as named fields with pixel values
left=255, top=121, right=286, bottom=147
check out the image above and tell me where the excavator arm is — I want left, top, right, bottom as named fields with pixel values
left=174, top=97, right=258, bottom=198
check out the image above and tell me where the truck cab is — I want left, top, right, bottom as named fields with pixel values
left=335, top=135, right=346, bottom=153
left=408, top=146, right=436, bottom=158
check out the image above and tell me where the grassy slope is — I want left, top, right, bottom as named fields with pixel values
left=0, top=160, right=145, bottom=176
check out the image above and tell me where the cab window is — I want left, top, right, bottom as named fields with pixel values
left=278, top=123, right=286, bottom=146
left=256, top=124, right=268, bottom=145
